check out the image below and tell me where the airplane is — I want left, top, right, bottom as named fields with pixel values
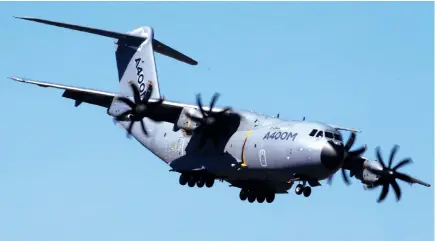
left=8, top=16, right=431, bottom=204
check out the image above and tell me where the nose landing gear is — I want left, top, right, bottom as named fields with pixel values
left=295, top=182, right=312, bottom=198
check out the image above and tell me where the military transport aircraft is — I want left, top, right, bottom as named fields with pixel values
left=9, top=17, right=431, bottom=204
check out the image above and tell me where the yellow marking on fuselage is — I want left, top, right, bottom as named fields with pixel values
left=181, top=119, right=191, bottom=137
left=241, top=130, right=253, bottom=167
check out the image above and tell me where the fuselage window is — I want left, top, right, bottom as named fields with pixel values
left=315, top=131, right=324, bottom=138
left=325, top=131, right=334, bottom=139
left=309, top=129, right=318, bottom=136
left=334, top=133, right=342, bottom=141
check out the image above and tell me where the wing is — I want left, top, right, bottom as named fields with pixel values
left=7, top=76, right=202, bottom=123
left=9, top=76, right=116, bottom=108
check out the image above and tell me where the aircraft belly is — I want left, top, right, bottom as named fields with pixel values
left=122, top=120, right=184, bottom=164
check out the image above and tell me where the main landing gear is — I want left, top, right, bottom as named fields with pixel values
left=179, top=172, right=215, bottom=188
left=295, top=182, right=311, bottom=198
left=239, top=189, right=275, bottom=203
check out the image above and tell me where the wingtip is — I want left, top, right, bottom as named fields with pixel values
left=14, top=16, right=39, bottom=22
left=7, top=76, right=23, bottom=82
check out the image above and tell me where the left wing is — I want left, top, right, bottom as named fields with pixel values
left=8, top=76, right=116, bottom=108
left=7, top=76, right=201, bottom=123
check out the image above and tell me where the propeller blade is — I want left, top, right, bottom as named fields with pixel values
left=209, top=93, right=220, bottom=111
left=345, top=132, right=356, bottom=150
left=141, top=81, right=153, bottom=104
left=129, top=82, right=142, bottom=104
left=126, top=121, right=134, bottom=138
left=393, top=158, right=412, bottom=171
left=390, top=179, right=401, bottom=201
left=140, top=120, right=148, bottom=136
left=376, top=147, right=386, bottom=169
left=196, top=94, right=207, bottom=118
left=378, top=183, right=389, bottom=203
left=348, top=144, right=367, bottom=157
left=341, top=168, right=351, bottom=185
left=395, top=172, right=414, bottom=184
left=388, top=145, right=399, bottom=169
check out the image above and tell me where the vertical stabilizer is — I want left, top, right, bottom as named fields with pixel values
left=115, top=27, right=161, bottom=99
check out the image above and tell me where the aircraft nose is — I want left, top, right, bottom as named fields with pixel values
left=320, top=141, right=345, bottom=171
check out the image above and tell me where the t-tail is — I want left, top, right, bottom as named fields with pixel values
left=14, top=17, right=198, bottom=99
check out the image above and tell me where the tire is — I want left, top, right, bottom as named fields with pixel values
left=188, top=175, right=196, bottom=187
left=266, top=193, right=275, bottom=203
left=179, top=174, right=188, bottom=186
left=239, top=189, right=248, bottom=201
left=205, top=178, right=215, bottom=188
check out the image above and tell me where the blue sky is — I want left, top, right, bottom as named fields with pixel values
left=0, top=2, right=433, bottom=241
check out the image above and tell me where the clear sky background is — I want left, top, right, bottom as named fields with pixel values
left=0, top=2, right=433, bottom=241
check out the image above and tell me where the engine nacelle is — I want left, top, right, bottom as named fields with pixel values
left=175, top=107, right=201, bottom=131
left=353, top=159, right=382, bottom=184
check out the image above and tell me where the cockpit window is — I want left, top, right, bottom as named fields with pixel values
left=325, top=131, right=334, bottom=139
left=315, top=131, right=323, bottom=138
left=309, top=129, right=317, bottom=136
left=309, top=129, right=341, bottom=141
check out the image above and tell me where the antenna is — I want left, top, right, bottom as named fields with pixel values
left=303, top=117, right=306, bottom=121
left=276, top=113, right=280, bottom=118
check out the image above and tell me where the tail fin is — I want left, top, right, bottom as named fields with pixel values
left=15, top=17, right=198, bottom=98
left=115, top=27, right=161, bottom=98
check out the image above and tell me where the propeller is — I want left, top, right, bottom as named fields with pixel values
left=185, top=93, right=232, bottom=149
left=114, top=81, right=164, bottom=138
left=366, top=145, right=421, bottom=203
left=328, top=131, right=367, bottom=185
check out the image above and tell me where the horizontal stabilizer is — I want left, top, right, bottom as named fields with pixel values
left=14, top=16, right=198, bottom=65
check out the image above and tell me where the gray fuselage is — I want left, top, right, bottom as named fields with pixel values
left=116, top=109, right=344, bottom=184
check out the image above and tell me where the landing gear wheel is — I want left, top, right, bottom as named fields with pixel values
left=196, top=176, right=205, bottom=188
left=196, top=178, right=205, bottom=188
left=205, top=178, right=215, bottom=188
left=257, top=194, right=265, bottom=203
left=295, top=184, right=304, bottom=195
left=266, top=193, right=275, bottom=203
left=179, top=174, right=188, bottom=186
left=248, top=193, right=256, bottom=203
left=303, top=186, right=311, bottom=197
left=239, top=189, right=248, bottom=201
left=188, top=175, right=196, bottom=187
